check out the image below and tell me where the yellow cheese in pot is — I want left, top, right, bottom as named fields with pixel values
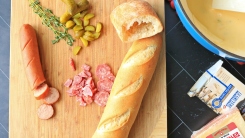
left=191, top=107, right=245, bottom=138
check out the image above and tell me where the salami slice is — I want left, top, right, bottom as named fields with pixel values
left=96, top=64, right=112, bottom=80
left=94, top=91, right=110, bottom=107
left=82, top=95, right=93, bottom=104
left=77, top=96, right=87, bottom=106
left=97, top=78, right=114, bottom=92
left=82, top=64, right=91, bottom=71
left=67, top=88, right=79, bottom=96
left=64, top=64, right=115, bottom=107
left=73, top=75, right=83, bottom=85
left=85, top=77, right=95, bottom=88
left=107, top=72, right=116, bottom=81
left=65, top=64, right=97, bottom=106
left=79, top=71, right=89, bottom=78
left=82, top=85, right=93, bottom=97
left=96, top=64, right=115, bottom=92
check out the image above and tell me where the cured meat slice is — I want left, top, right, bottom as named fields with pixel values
left=82, top=95, right=93, bottom=105
left=96, top=64, right=112, bottom=80
left=97, top=78, right=114, bottom=92
left=94, top=91, right=110, bottom=107
left=67, top=88, right=80, bottom=96
left=64, top=64, right=97, bottom=106
left=82, top=85, right=93, bottom=97
left=95, top=64, right=115, bottom=106
left=64, top=64, right=115, bottom=107
left=77, top=96, right=87, bottom=106
left=82, top=64, right=91, bottom=71
left=85, top=77, right=95, bottom=87
left=73, top=75, right=83, bottom=85
left=107, top=72, right=116, bottom=81
left=64, top=78, right=73, bottom=88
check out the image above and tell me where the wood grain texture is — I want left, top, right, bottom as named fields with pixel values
left=9, top=0, right=166, bottom=137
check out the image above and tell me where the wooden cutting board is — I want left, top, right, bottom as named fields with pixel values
left=9, top=0, right=167, bottom=137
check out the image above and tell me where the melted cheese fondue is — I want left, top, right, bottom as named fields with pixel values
left=181, top=0, right=245, bottom=58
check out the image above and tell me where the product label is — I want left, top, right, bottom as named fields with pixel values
left=211, top=84, right=234, bottom=108
left=206, top=122, right=244, bottom=138
left=193, top=67, right=245, bottom=114
left=227, top=91, right=242, bottom=108
left=188, top=60, right=245, bottom=114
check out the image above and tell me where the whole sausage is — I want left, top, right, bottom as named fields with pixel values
left=20, top=24, right=46, bottom=90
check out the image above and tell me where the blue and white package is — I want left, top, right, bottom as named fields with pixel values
left=188, top=60, right=245, bottom=115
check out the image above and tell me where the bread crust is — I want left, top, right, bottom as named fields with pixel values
left=110, top=0, right=163, bottom=42
left=92, top=33, right=163, bottom=138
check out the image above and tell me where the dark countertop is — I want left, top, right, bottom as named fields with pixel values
left=1, top=1, right=245, bottom=138
left=165, top=1, right=245, bottom=138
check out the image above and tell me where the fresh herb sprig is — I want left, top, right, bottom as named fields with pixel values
left=29, top=0, right=74, bottom=46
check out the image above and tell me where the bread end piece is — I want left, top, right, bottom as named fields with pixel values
left=110, top=0, right=163, bottom=43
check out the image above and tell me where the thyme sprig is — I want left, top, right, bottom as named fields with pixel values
left=29, top=0, right=74, bottom=46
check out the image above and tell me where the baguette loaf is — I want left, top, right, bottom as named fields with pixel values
left=110, top=0, right=163, bottom=43
left=92, top=33, right=163, bottom=138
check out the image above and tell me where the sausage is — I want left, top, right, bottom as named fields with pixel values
left=33, top=83, right=50, bottom=100
left=20, top=24, right=46, bottom=90
left=43, top=87, right=60, bottom=104
left=37, top=104, right=54, bottom=120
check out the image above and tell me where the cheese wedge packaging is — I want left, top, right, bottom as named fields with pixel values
left=191, top=107, right=245, bottom=138
left=188, top=60, right=245, bottom=115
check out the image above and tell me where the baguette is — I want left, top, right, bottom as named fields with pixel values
left=110, top=0, right=163, bottom=43
left=92, top=33, right=163, bottom=138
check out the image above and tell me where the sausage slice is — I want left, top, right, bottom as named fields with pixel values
left=37, top=104, right=54, bottom=120
left=43, top=87, right=60, bottom=104
left=33, top=83, right=50, bottom=100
